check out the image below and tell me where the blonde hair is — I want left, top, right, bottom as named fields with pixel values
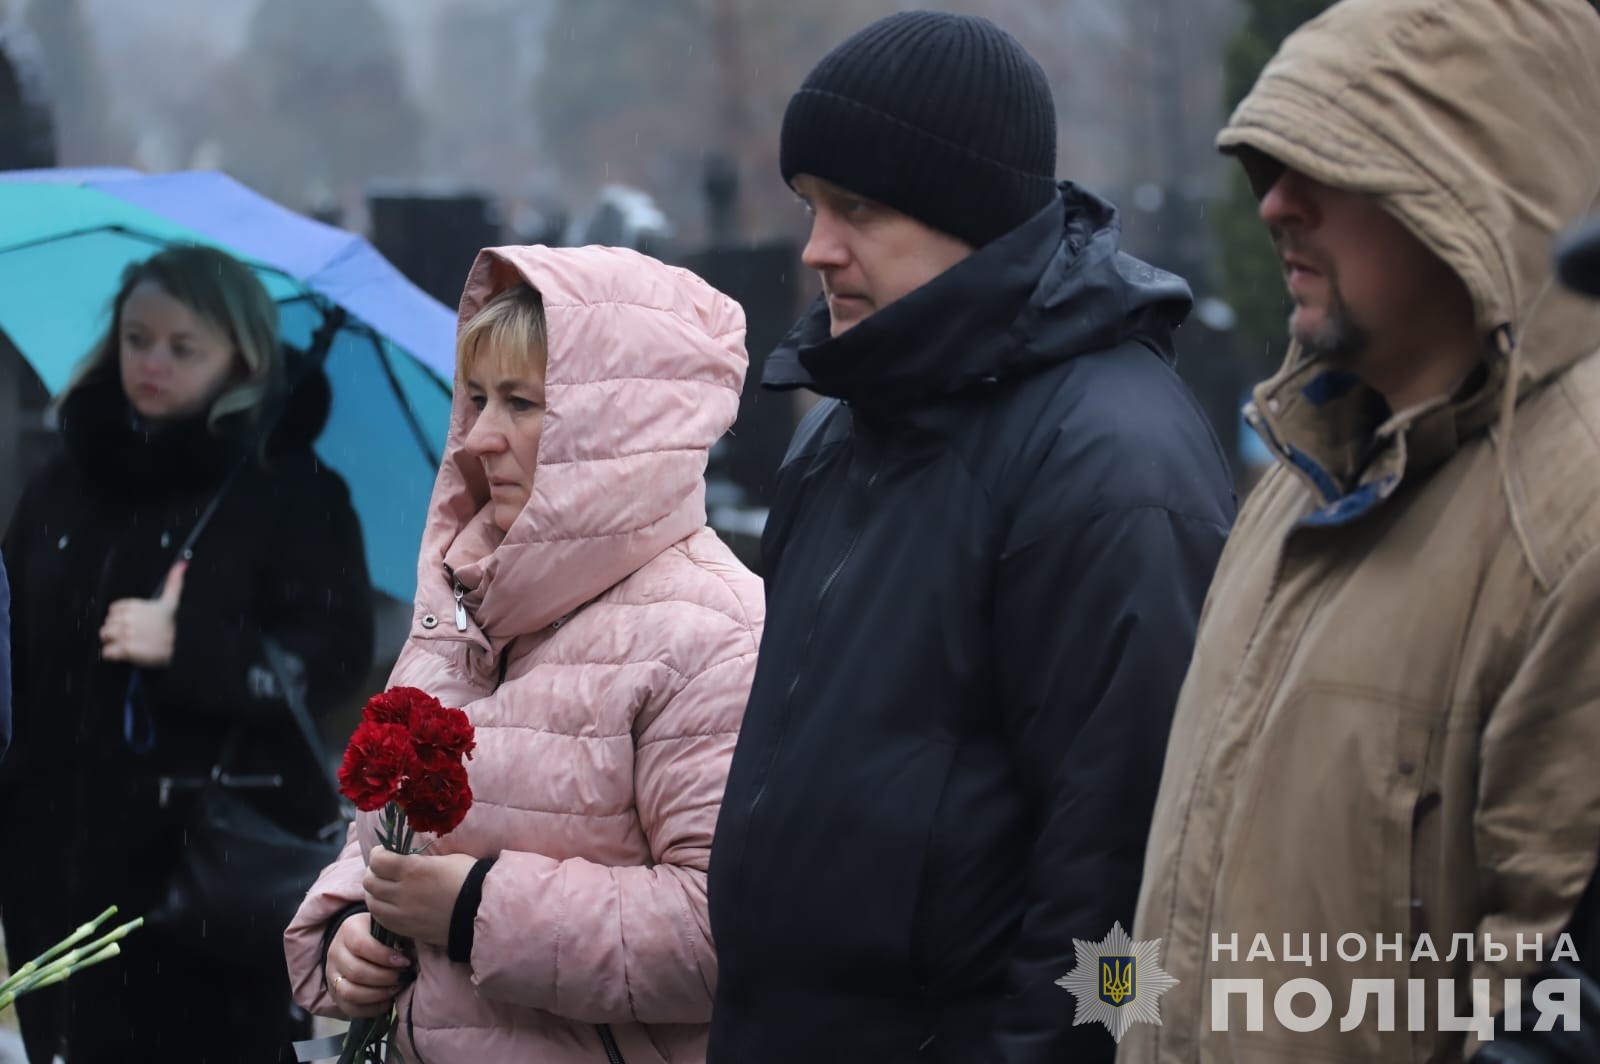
left=62, top=244, right=282, bottom=435
left=457, top=284, right=548, bottom=382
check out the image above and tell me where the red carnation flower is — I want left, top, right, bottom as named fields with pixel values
left=399, top=760, right=473, bottom=835
left=331, top=686, right=475, bottom=1062
left=411, top=705, right=476, bottom=762
left=337, top=721, right=418, bottom=812
left=362, top=686, right=443, bottom=727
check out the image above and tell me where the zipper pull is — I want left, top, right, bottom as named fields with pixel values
left=453, top=581, right=468, bottom=633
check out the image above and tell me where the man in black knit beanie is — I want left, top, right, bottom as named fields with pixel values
left=706, top=10, right=1237, bottom=1063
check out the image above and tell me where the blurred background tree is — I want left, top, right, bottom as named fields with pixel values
left=23, top=0, right=121, bottom=163
left=1210, top=0, right=1333, bottom=376
left=203, top=0, right=423, bottom=211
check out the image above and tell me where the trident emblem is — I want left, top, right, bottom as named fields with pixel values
left=1100, top=956, right=1136, bottom=1006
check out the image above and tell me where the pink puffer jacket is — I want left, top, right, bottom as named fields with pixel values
left=284, top=245, right=764, bottom=1063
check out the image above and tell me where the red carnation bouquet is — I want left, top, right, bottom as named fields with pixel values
left=334, top=687, right=476, bottom=1064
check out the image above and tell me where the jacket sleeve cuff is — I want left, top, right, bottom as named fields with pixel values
left=448, top=856, right=498, bottom=964
left=319, top=901, right=368, bottom=989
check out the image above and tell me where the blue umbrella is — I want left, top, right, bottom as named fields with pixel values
left=0, top=167, right=459, bottom=602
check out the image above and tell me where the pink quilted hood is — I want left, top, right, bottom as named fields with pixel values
left=421, top=244, right=750, bottom=643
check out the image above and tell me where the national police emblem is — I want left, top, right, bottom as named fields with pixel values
left=1056, top=921, right=1179, bottom=1043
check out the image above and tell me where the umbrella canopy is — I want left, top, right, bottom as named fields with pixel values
left=0, top=167, right=460, bottom=603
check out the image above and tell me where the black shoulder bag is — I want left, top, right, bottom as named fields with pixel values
left=144, top=628, right=349, bottom=965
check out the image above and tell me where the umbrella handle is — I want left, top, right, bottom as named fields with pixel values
left=303, top=303, right=349, bottom=370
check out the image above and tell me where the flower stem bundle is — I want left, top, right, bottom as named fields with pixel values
left=0, top=906, right=144, bottom=1013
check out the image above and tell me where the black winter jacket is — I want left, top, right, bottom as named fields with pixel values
left=707, top=185, right=1237, bottom=1063
left=0, top=362, right=373, bottom=968
left=0, top=554, right=10, bottom=763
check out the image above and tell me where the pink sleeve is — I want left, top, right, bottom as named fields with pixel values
left=284, top=823, right=367, bottom=1018
left=468, top=649, right=755, bottom=1023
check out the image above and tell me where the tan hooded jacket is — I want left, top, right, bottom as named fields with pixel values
left=1122, top=1, right=1600, bottom=1061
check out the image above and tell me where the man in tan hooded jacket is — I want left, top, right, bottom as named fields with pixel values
left=1121, top=1, right=1600, bottom=1062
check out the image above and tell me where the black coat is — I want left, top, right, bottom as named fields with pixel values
left=706, top=185, right=1237, bottom=1063
left=0, top=363, right=373, bottom=963
left=0, top=554, right=10, bottom=763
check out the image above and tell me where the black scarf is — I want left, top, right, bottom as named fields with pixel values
left=58, top=366, right=254, bottom=500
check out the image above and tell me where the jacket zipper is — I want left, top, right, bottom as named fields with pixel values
left=746, top=458, right=882, bottom=822
left=453, top=579, right=468, bottom=633
left=1245, top=402, right=1343, bottom=505
left=1180, top=538, right=1341, bottom=1006
left=722, top=452, right=883, bottom=969
left=597, top=1024, right=625, bottom=1064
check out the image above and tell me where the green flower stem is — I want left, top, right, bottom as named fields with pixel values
left=337, top=802, right=415, bottom=1061
left=0, top=915, right=141, bottom=1012
left=4, top=919, right=142, bottom=998
left=0, top=905, right=117, bottom=996
left=369, top=802, right=404, bottom=951
left=0, top=910, right=139, bottom=997
left=18, top=942, right=122, bottom=993
left=336, top=1009, right=396, bottom=1064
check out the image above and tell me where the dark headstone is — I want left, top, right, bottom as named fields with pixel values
left=366, top=190, right=502, bottom=308
left=684, top=242, right=802, bottom=509
left=704, top=153, right=741, bottom=247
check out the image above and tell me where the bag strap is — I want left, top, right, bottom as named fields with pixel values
left=161, top=462, right=247, bottom=592
left=258, top=636, right=343, bottom=808
left=128, top=306, right=351, bottom=760
left=123, top=462, right=251, bottom=755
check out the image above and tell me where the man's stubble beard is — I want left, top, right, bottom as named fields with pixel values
left=1295, top=274, right=1371, bottom=368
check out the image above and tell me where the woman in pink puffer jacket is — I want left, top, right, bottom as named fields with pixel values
left=284, top=245, right=764, bottom=1063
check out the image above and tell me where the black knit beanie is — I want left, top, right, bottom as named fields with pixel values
left=780, top=11, right=1058, bottom=249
